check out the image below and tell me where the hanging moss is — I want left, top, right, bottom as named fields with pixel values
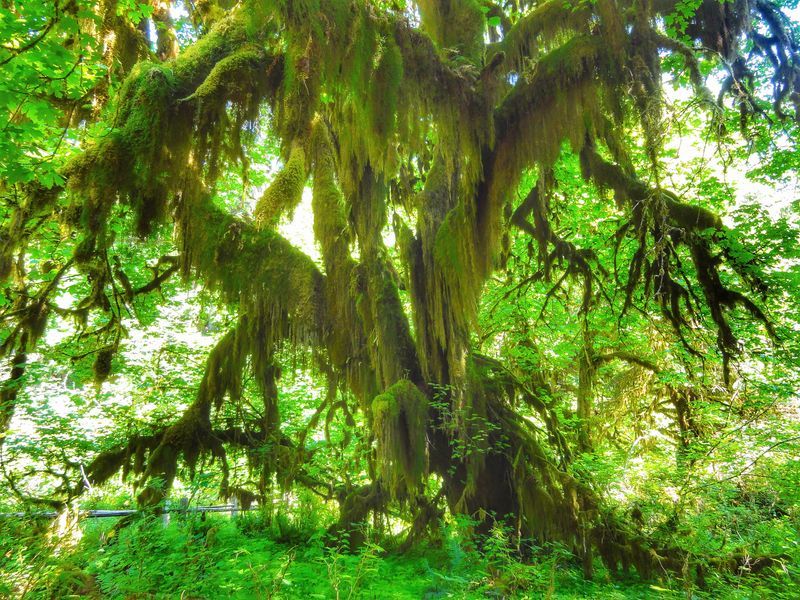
left=255, top=142, right=308, bottom=228
left=63, top=58, right=182, bottom=238
left=274, top=30, right=320, bottom=145
left=431, top=203, right=481, bottom=344
left=178, top=192, right=325, bottom=346
left=391, top=17, right=491, bottom=192
left=171, top=11, right=257, bottom=92
left=365, top=260, right=423, bottom=388
left=99, top=0, right=149, bottom=82
left=309, top=122, right=376, bottom=398
left=188, top=45, right=283, bottom=178
left=416, top=0, right=485, bottom=62
left=63, top=9, right=275, bottom=241
left=371, top=379, right=428, bottom=500
left=1, top=6, right=310, bottom=287
left=497, top=0, right=592, bottom=71
left=86, top=433, right=163, bottom=488
left=311, top=125, right=352, bottom=260
left=345, top=10, right=379, bottom=101
left=367, top=39, right=404, bottom=142
left=483, top=34, right=603, bottom=278
left=92, top=349, right=114, bottom=384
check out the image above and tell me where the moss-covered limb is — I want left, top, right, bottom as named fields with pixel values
left=345, top=164, right=388, bottom=255
left=367, top=39, right=403, bottom=142
left=392, top=19, right=476, bottom=104
left=677, top=0, right=756, bottom=63
left=371, top=380, right=429, bottom=501
left=84, top=422, right=333, bottom=509
left=310, top=122, right=353, bottom=267
left=479, top=35, right=603, bottom=280
left=1, top=462, right=75, bottom=510
left=493, top=0, right=593, bottom=72
left=3, top=8, right=276, bottom=261
left=309, top=122, right=377, bottom=399
left=511, top=173, right=553, bottom=278
left=269, top=13, right=325, bottom=148
left=578, top=140, right=724, bottom=231
left=415, top=0, right=486, bottom=62
left=133, top=198, right=324, bottom=492
left=169, top=10, right=271, bottom=94
left=254, top=140, right=308, bottom=229
left=310, top=3, right=401, bottom=180
left=176, top=192, right=325, bottom=344
left=341, top=163, right=422, bottom=390
left=669, top=387, right=702, bottom=469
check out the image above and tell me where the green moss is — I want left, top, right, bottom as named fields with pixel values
left=275, top=30, right=320, bottom=144
left=368, top=39, right=404, bottom=140
left=433, top=206, right=466, bottom=272
left=254, top=142, right=308, bottom=228
left=347, top=11, right=379, bottom=99
left=178, top=193, right=324, bottom=344
left=665, top=195, right=723, bottom=231
left=188, top=46, right=267, bottom=104
left=430, top=204, right=481, bottom=343
left=416, top=0, right=484, bottom=61
left=371, top=379, right=429, bottom=500
left=171, top=12, right=253, bottom=92
left=189, top=44, right=281, bottom=178
left=63, top=61, right=177, bottom=237
left=499, top=0, right=592, bottom=71
left=368, top=265, right=421, bottom=387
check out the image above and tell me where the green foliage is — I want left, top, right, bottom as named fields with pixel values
left=2, top=0, right=800, bottom=597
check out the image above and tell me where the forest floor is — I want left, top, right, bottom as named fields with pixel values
left=2, top=510, right=797, bottom=599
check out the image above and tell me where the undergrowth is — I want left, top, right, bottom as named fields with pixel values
left=1, top=508, right=797, bottom=599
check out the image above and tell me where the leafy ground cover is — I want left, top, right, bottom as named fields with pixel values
left=2, top=507, right=797, bottom=599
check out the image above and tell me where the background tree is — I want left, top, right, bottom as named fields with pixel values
left=1, top=0, right=799, bottom=582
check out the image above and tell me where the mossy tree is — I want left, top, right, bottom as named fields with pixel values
left=1, top=0, right=799, bottom=581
